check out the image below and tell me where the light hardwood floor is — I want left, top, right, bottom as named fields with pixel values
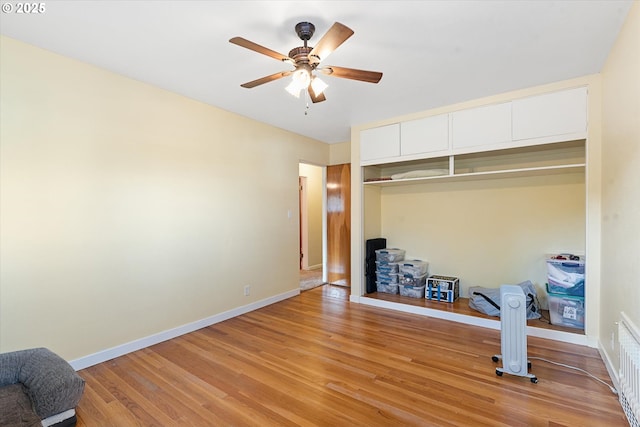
left=76, top=285, right=627, bottom=426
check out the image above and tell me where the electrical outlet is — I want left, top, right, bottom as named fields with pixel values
left=244, top=285, right=251, bottom=296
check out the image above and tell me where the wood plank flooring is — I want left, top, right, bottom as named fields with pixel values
left=76, top=285, right=626, bottom=426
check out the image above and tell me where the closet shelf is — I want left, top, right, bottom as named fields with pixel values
left=364, top=163, right=585, bottom=186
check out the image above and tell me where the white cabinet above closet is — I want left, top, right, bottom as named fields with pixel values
left=359, top=86, right=588, bottom=167
left=400, top=114, right=449, bottom=157
left=512, top=87, right=587, bottom=141
left=360, top=124, right=400, bottom=162
left=451, top=102, right=512, bottom=150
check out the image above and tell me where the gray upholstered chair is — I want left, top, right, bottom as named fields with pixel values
left=0, top=348, right=85, bottom=427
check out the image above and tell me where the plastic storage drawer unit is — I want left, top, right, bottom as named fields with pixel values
left=426, top=275, right=460, bottom=303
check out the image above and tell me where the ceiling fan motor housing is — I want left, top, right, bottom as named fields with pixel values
left=295, top=22, right=315, bottom=41
left=288, top=46, right=314, bottom=65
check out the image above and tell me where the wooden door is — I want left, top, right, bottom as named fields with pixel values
left=326, top=163, right=351, bottom=286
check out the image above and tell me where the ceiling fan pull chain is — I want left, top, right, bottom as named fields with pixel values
left=302, top=89, right=309, bottom=116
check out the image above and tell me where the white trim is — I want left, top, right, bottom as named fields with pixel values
left=598, top=342, right=621, bottom=392
left=41, top=409, right=75, bottom=427
left=69, top=289, right=300, bottom=371
left=322, top=166, right=328, bottom=284
left=299, top=175, right=309, bottom=270
left=355, top=296, right=592, bottom=347
left=359, top=296, right=500, bottom=330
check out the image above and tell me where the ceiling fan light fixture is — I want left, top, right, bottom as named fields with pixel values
left=310, top=76, right=328, bottom=96
left=292, top=66, right=311, bottom=87
left=285, top=79, right=303, bottom=98
left=286, top=65, right=312, bottom=98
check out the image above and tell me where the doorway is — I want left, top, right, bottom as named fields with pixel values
left=298, top=162, right=351, bottom=291
left=299, top=163, right=324, bottom=291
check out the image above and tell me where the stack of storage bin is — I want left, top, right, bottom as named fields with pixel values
left=546, top=254, right=585, bottom=329
left=398, top=260, right=429, bottom=298
left=375, top=248, right=405, bottom=294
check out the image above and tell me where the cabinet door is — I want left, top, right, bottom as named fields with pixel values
left=451, top=102, right=512, bottom=150
left=400, top=114, right=449, bottom=156
left=512, top=87, right=587, bottom=141
left=360, top=124, right=400, bottom=162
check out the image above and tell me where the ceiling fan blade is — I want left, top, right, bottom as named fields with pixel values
left=308, top=86, right=326, bottom=103
left=240, top=71, right=292, bottom=88
left=308, top=22, right=354, bottom=64
left=319, top=66, right=383, bottom=84
left=229, top=37, right=294, bottom=64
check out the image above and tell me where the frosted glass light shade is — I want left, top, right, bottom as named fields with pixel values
left=310, top=77, right=328, bottom=95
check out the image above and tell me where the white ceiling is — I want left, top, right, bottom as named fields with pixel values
left=0, top=1, right=633, bottom=144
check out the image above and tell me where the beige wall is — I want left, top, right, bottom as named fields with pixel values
left=298, top=163, right=323, bottom=268
left=329, top=141, right=351, bottom=165
left=379, top=174, right=585, bottom=302
left=0, top=36, right=329, bottom=360
left=600, top=2, right=640, bottom=368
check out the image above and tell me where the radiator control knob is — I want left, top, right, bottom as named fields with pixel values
left=508, top=298, right=521, bottom=309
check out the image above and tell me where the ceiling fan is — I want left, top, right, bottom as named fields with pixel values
left=229, top=21, right=383, bottom=103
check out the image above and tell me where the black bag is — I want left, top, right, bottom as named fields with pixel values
left=365, top=238, right=386, bottom=293
left=468, top=280, right=541, bottom=320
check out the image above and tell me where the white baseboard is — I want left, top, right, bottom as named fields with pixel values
left=357, top=295, right=501, bottom=330
left=598, top=343, right=620, bottom=392
left=304, top=264, right=322, bottom=271
left=69, top=288, right=300, bottom=371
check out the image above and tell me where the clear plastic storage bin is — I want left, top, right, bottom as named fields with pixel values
left=399, top=273, right=427, bottom=287
left=546, top=254, right=585, bottom=296
left=376, top=272, right=399, bottom=284
left=399, top=284, right=426, bottom=298
left=376, top=282, right=399, bottom=294
left=375, top=261, right=399, bottom=274
left=375, top=248, right=406, bottom=263
left=398, top=260, right=429, bottom=276
left=548, top=292, right=585, bottom=329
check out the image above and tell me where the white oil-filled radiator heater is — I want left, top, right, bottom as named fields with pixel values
left=492, top=284, right=538, bottom=383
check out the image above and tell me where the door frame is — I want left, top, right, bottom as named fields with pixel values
left=298, top=162, right=327, bottom=279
